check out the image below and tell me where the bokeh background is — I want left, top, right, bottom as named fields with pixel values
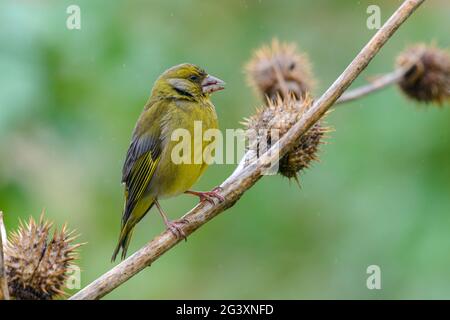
left=0, top=0, right=449, bottom=299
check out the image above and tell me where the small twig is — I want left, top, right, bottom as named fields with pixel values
left=335, top=67, right=407, bottom=104
left=70, top=0, right=425, bottom=300
left=335, top=53, right=422, bottom=105
left=0, top=211, right=10, bottom=300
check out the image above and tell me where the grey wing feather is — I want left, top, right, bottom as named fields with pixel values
left=121, top=133, right=161, bottom=184
left=120, top=131, right=162, bottom=226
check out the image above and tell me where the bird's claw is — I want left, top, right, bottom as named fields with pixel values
left=185, top=187, right=225, bottom=205
left=165, top=219, right=188, bottom=241
left=198, top=188, right=225, bottom=205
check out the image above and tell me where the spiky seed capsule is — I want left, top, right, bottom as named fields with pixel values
left=4, top=215, right=81, bottom=300
left=279, top=123, right=327, bottom=179
left=245, top=39, right=315, bottom=101
left=243, top=95, right=330, bottom=181
left=396, top=44, right=450, bottom=105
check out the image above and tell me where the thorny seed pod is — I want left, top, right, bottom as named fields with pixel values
left=245, top=39, right=315, bottom=101
left=4, top=214, right=82, bottom=300
left=396, top=44, right=450, bottom=105
left=243, top=95, right=330, bottom=182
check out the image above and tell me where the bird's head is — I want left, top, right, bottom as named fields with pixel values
left=151, top=63, right=225, bottom=100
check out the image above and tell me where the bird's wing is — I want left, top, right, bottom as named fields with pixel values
left=121, top=103, right=164, bottom=224
left=122, top=131, right=160, bottom=184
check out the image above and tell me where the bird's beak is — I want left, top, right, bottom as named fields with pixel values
left=202, top=75, right=225, bottom=94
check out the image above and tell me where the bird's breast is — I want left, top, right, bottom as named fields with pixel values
left=150, top=100, right=218, bottom=198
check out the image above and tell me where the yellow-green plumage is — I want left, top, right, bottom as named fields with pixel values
left=112, top=63, right=224, bottom=261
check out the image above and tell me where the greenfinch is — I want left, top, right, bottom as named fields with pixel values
left=112, top=63, right=225, bottom=261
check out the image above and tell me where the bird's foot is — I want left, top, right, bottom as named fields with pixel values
left=164, top=218, right=188, bottom=241
left=185, top=187, right=225, bottom=205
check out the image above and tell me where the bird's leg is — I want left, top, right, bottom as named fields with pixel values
left=185, top=186, right=225, bottom=205
left=154, top=200, right=187, bottom=241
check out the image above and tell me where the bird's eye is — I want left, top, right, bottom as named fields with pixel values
left=189, top=75, right=199, bottom=82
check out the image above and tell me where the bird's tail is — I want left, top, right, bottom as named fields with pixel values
left=112, top=198, right=155, bottom=262
left=111, top=221, right=135, bottom=262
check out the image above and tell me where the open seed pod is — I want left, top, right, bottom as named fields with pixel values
left=243, top=95, right=330, bottom=182
left=4, top=214, right=82, bottom=300
left=396, top=44, right=450, bottom=105
left=245, top=39, right=315, bottom=101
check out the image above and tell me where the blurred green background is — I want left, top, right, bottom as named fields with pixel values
left=0, top=0, right=449, bottom=299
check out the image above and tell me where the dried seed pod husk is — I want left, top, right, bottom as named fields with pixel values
left=4, top=214, right=82, bottom=300
left=396, top=44, right=450, bottom=105
left=245, top=39, right=315, bottom=101
left=243, top=95, right=330, bottom=182
left=279, top=122, right=327, bottom=179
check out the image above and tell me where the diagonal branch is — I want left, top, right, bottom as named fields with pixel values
left=70, top=0, right=425, bottom=300
left=0, top=211, right=10, bottom=300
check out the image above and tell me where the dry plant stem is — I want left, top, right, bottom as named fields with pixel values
left=0, top=212, right=10, bottom=300
left=70, top=0, right=425, bottom=300
left=335, top=66, right=410, bottom=105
